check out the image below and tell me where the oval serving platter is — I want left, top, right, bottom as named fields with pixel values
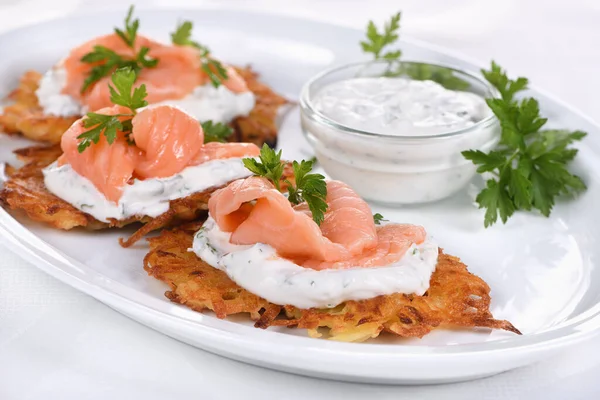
left=1, top=8, right=600, bottom=385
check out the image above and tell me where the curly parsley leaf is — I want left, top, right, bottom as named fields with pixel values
left=242, top=144, right=285, bottom=191
left=360, top=12, right=469, bottom=90
left=242, top=146, right=329, bottom=225
left=201, top=120, right=234, bottom=143
left=373, top=213, right=387, bottom=225
left=80, top=46, right=123, bottom=92
left=135, top=46, right=159, bottom=68
left=201, top=58, right=228, bottom=88
left=108, top=67, right=148, bottom=112
left=360, top=12, right=401, bottom=60
left=401, top=63, right=471, bottom=91
left=114, top=5, right=139, bottom=48
left=481, top=61, right=528, bottom=103
left=80, top=7, right=158, bottom=92
left=77, top=68, right=147, bottom=153
left=475, top=179, right=515, bottom=227
left=170, top=20, right=228, bottom=87
left=80, top=45, right=120, bottom=64
left=462, top=61, right=586, bottom=227
left=171, top=21, right=209, bottom=52
left=287, top=160, right=328, bottom=225
left=80, top=44, right=158, bottom=92
left=77, top=113, right=125, bottom=153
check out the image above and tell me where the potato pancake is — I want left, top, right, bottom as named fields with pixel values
left=0, top=145, right=293, bottom=247
left=144, top=223, right=520, bottom=342
left=0, top=67, right=288, bottom=146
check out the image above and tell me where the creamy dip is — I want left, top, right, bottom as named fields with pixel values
left=43, top=158, right=252, bottom=222
left=312, top=77, right=489, bottom=136
left=191, top=217, right=439, bottom=309
left=36, top=66, right=255, bottom=122
left=301, top=75, right=499, bottom=204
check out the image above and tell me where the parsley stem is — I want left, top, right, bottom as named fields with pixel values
left=504, top=149, right=520, bottom=169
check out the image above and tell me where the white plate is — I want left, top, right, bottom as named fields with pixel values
left=1, top=8, right=600, bottom=385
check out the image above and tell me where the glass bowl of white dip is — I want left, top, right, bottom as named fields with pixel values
left=300, top=60, right=500, bottom=205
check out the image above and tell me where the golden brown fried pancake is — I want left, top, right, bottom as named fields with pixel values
left=0, top=145, right=293, bottom=247
left=232, top=66, right=289, bottom=148
left=144, top=223, right=521, bottom=342
left=0, top=67, right=288, bottom=146
left=0, top=71, right=78, bottom=142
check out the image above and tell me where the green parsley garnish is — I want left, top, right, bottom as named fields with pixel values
left=286, top=160, right=328, bottom=226
left=201, top=59, right=228, bottom=88
left=360, top=12, right=402, bottom=60
left=80, top=6, right=158, bottom=93
left=243, top=144, right=285, bottom=191
left=462, top=61, right=586, bottom=227
left=77, top=67, right=147, bottom=153
left=171, top=20, right=228, bottom=88
left=481, top=62, right=529, bottom=103
left=115, top=5, right=139, bottom=48
left=171, top=21, right=208, bottom=52
left=361, top=12, right=468, bottom=90
left=400, top=63, right=470, bottom=91
left=373, top=213, right=387, bottom=225
left=201, top=120, right=234, bottom=143
left=243, top=144, right=328, bottom=225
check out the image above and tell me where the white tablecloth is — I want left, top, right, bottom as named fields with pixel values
left=1, top=1, right=599, bottom=398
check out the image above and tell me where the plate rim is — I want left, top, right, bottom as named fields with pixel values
left=1, top=6, right=600, bottom=368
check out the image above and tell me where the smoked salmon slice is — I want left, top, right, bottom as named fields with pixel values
left=59, top=105, right=260, bottom=204
left=132, top=106, right=204, bottom=179
left=62, top=33, right=249, bottom=111
left=59, top=105, right=138, bottom=203
left=193, top=142, right=260, bottom=165
left=208, top=176, right=427, bottom=270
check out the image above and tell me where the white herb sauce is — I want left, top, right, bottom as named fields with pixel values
left=302, top=76, right=499, bottom=204
left=36, top=66, right=86, bottom=117
left=312, top=77, right=489, bottom=135
left=43, top=158, right=252, bottom=223
left=150, top=85, right=255, bottom=123
left=192, top=217, right=438, bottom=309
left=36, top=67, right=255, bottom=122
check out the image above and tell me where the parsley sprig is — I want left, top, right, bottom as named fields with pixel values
left=115, top=5, right=139, bottom=48
left=361, top=12, right=402, bottom=60
left=361, top=12, right=469, bottom=90
left=462, top=62, right=586, bottom=227
left=77, top=67, right=148, bottom=153
left=286, top=160, right=328, bottom=225
left=201, top=120, right=234, bottom=143
left=80, top=6, right=158, bottom=92
left=243, top=144, right=285, bottom=191
left=171, top=20, right=228, bottom=88
left=171, top=21, right=208, bottom=52
left=243, top=145, right=328, bottom=225
left=373, top=213, right=387, bottom=225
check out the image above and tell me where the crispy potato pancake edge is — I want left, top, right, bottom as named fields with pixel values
left=0, top=145, right=294, bottom=246
left=144, top=226, right=521, bottom=342
left=0, top=67, right=288, bottom=146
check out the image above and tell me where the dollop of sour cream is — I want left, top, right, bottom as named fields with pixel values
left=36, top=66, right=256, bottom=122
left=43, top=158, right=252, bottom=222
left=312, top=77, right=489, bottom=135
left=151, top=85, right=255, bottom=123
left=192, top=217, right=439, bottom=309
left=36, top=67, right=86, bottom=117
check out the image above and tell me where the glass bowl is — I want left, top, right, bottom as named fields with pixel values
left=299, top=60, right=501, bottom=205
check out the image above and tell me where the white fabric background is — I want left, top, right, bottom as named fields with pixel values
left=1, top=0, right=600, bottom=398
